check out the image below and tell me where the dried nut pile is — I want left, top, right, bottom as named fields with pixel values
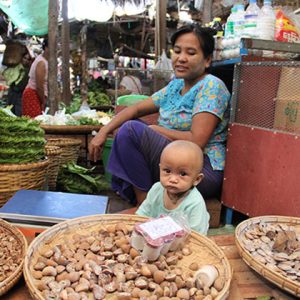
left=32, top=222, right=225, bottom=300
left=241, top=222, right=300, bottom=282
left=0, top=227, right=23, bottom=282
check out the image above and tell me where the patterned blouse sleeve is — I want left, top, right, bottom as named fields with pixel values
left=193, top=77, right=230, bottom=120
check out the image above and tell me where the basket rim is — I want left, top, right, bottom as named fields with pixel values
left=235, top=215, right=300, bottom=297
left=0, top=218, right=28, bottom=296
left=45, top=145, right=63, bottom=155
left=0, top=159, right=49, bottom=171
left=46, top=138, right=82, bottom=146
left=24, top=214, right=232, bottom=300
left=41, top=125, right=102, bottom=134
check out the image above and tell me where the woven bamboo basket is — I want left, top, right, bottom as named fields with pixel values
left=235, top=215, right=300, bottom=297
left=46, top=138, right=82, bottom=166
left=45, top=145, right=63, bottom=191
left=0, top=159, right=49, bottom=207
left=24, top=214, right=232, bottom=300
left=0, top=219, right=28, bottom=296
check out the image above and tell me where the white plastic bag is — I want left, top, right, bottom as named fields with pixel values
left=154, top=50, right=173, bottom=80
left=155, top=50, right=172, bottom=71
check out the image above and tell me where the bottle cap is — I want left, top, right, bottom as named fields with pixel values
left=249, top=0, right=256, bottom=3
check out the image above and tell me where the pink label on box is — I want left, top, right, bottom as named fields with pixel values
left=139, top=216, right=183, bottom=240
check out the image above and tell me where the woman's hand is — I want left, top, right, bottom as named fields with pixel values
left=88, top=129, right=108, bottom=162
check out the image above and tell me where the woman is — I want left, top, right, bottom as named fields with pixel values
left=5, top=52, right=32, bottom=116
left=106, top=69, right=143, bottom=97
left=22, top=39, right=49, bottom=118
left=89, top=25, right=231, bottom=205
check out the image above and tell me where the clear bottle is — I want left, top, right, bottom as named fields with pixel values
left=223, top=5, right=237, bottom=53
left=224, top=6, right=236, bottom=40
left=233, top=4, right=245, bottom=46
left=243, top=0, right=261, bottom=38
left=258, top=0, right=275, bottom=40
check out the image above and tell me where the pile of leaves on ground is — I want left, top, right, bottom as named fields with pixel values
left=57, top=161, right=110, bottom=194
left=0, top=107, right=46, bottom=163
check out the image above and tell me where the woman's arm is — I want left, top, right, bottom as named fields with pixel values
left=149, top=112, right=219, bottom=150
left=35, top=61, right=46, bottom=110
left=89, top=97, right=158, bottom=162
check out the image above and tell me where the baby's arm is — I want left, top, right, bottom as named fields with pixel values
left=186, top=201, right=210, bottom=235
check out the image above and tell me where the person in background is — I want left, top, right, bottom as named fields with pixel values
left=106, top=69, right=142, bottom=97
left=89, top=24, right=231, bottom=206
left=136, top=140, right=209, bottom=234
left=22, top=38, right=49, bottom=118
left=4, top=51, right=32, bottom=116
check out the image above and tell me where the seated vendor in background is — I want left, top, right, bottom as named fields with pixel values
left=106, top=69, right=142, bottom=97
left=89, top=24, right=231, bottom=206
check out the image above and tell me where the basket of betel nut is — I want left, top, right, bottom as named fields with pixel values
left=0, top=219, right=28, bottom=296
left=24, top=214, right=232, bottom=300
left=235, top=215, right=300, bottom=298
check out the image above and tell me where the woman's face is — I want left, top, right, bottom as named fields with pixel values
left=171, top=32, right=211, bottom=82
left=22, top=54, right=31, bottom=67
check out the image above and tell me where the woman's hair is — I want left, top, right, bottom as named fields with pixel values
left=42, top=38, right=48, bottom=50
left=170, top=24, right=215, bottom=59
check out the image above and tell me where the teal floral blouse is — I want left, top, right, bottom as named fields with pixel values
left=152, top=74, right=231, bottom=171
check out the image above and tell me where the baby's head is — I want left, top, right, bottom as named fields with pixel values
left=159, top=140, right=204, bottom=193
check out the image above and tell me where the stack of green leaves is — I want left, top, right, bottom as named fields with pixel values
left=0, top=108, right=46, bottom=163
left=57, top=162, right=110, bottom=194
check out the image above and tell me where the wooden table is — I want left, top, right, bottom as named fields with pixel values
left=3, top=234, right=295, bottom=300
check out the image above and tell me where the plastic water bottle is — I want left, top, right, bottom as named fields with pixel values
left=243, top=0, right=261, bottom=38
left=224, top=6, right=236, bottom=40
left=258, top=0, right=275, bottom=40
left=234, top=4, right=245, bottom=42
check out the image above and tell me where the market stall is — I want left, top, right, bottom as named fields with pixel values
left=1, top=1, right=300, bottom=299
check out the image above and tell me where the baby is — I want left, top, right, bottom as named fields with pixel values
left=136, top=140, right=210, bottom=234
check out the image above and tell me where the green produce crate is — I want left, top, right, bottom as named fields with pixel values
left=101, top=137, right=114, bottom=183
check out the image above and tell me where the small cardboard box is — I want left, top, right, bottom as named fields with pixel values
left=274, top=67, right=300, bottom=134
left=206, top=198, right=222, bottom=228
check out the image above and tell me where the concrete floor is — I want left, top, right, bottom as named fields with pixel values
left=102, top=190, right=134, bottom=213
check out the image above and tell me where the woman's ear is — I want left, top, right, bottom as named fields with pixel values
left=205, top=55, right=212, bottom=69
left=194, top=172, right=204, bottom=187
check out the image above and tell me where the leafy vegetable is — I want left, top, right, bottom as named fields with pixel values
left=0, top=107, right=46, bottom=163
left=57, top=161, right=110, bottom=194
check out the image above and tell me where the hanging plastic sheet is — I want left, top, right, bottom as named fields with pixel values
left=0, top=0, right=48, bottom=35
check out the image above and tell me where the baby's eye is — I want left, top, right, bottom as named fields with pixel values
left=163, top=168, right=171, bottom=174
left=179, top=171, right=187, bottom=176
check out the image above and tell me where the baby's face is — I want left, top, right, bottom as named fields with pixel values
left=159, top=147, right=202, bottom=195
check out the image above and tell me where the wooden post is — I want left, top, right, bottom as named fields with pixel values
left=48, top=0, right=59, bottom=114
left=80, top=22, right=88, bottom=102
left=155, top=0, right=167, bottom=61
left=61, top=0, right=71, bottom=105
left=202, top=0, right=212, bottom=25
